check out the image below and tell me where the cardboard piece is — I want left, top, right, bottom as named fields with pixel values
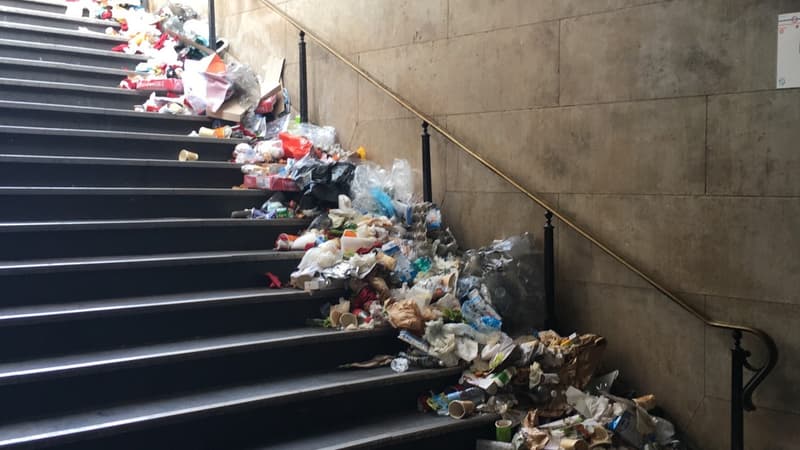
left=207, top=99, right=247, bottom=122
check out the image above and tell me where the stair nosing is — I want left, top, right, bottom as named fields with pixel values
left=0, top=38, right=145, bottom=60
left=0, top=250, right=302, bottom=276
left=0, top=20, right=127, bottom=42
left=0, top=77, right=149, bottom=96
left=0, top=100, right=210, bottom=122
left=0, top=125, right=249, bottom=144
left=0, top=287, right=334, bottom=326
left=0, top=5, right=120, bottom=28
left=0, top=367, right=461, bottom=448
left=0, top=327, right=391, bottom=385
left=0, top=57, right=130, bottom=75
left=0, top=218, right=308, bottom=232
left=0, top=187, right=264, bottom=196
left=0, top=154, right=240, bottom=169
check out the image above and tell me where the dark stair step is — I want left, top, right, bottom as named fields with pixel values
left=0, top=126, right=244, bottom=160
left=0, top=329, right=402, bottom=430
left=0, top=20, right=127, bottom=50
left=0, top=58, right=129, bottom=86
left=0, top=0, right=65, bottom=14
left=0, top=327, right=393, bottom=385
left=0, top=78, right=150, bottom=109
left=0, top=287, right=334, bottom=328
left=256, top=412, right=498, bottom=450
left=0, top=187, right=266, bottom=221
left=0, top=219, right=307, bottom=260
left=0, top=289, right=347, bottom=361
left=0, top=5, right=117, bottom=33
left=0, top=366, right=461, bottom=449
left=0, top=101, right=210, bottom=133
left=0, top=155, right=243, bottom=188
left=0, top=250, right=304, bottom=305
left=0, top=38, right=144, bottom=69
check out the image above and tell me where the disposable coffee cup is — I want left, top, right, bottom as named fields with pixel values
left=495, top=419, right=513, bottom=442
left=338, top=312, right=358, bottom=328
left=559, top=438, right=588, bottom=450
left=198, top=127, right=216, bottom=137
left=178, top=150, right=199, bottom=161
left=448, top=400, right=475, bottom=419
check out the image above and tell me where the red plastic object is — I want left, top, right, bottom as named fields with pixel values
left=267, top=176, right=300, bottom=192
left=278, top=132, right=312, bottom=160
left=136, top=78, right=184, bottom=93
left=265, top=272, right=282, bottom=288
left=255, top=95, right=277, bottom=114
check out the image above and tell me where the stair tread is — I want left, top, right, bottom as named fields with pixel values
left=0, top=366, right=461, bottom=446
left=0, top=38, right=144, bottom=59
left=0, top=154, right=240, bottom=169
left=0, top=218, right=308, bottom=232
left=256, top=411, right=498, bottom=450
left=0, top=250, right=304, bottom=275
left=0, top=57, right=129, bottom=75
left=0, top=100, right=208, bottom=121
left=0, top=287, right=333, bottom=326
left=0, top=124, right=248, bottom=143
left=0, top=187, right=263, bottom=195
left=0, top=5, right=119, bottom=27
left=0, top=327, right=388, bottom=384
left=0, top=77, right=149, bottom=95
left=0, top=20, right=127, bottom=41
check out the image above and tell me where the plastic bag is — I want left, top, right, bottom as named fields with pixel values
left=288, top=123, right=337, bottom=149
left=264, top=114, right=292, bottom=140
left=279, top=132, right=312, bottom=160
left=182, top=54, right=231, bottom=114
left=225, top=60, right=262, bottom=109
left=461, top=289, right=502, bottom=333
left=389, top=159, right=414, bottom=204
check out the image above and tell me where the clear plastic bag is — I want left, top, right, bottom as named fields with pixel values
left=225, top=60, right=262, bottom=109
left=288, top=123, right=337, bottom=149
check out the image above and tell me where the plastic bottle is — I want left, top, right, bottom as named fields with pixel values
left=390, top=358, right=409, bottom=373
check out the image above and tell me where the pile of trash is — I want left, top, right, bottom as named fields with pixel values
left=229, top=117, right=687, bottom=449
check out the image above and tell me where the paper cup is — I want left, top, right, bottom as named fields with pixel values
left=448, top=400, right=475, bottom=419
left=178, top=149, right=199, bottom=161
left=338, top=312, right=358, bottom=328
left=495, top=419, right=513, bottom=442
left=559, top=438, right=588, bottom=450
left=198, top=126, right=216, bottom=137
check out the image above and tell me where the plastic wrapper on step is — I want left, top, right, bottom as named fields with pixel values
left=182, top=54, right=231, bottom=114
left=242, top=111, right=267, bottom=137
left=461, top=288, right=502, bottom=333
left=279, top=132, right=312, bottom=160
left=268, top=176, right=300, bottom=192
left=225, top=60, right=262, bottom=109
left=287, top=123, right=337, bottom=149
left=461, top=233, right=545, bottom=335
left=350, top=159, right=415, bottom=216
left=264, top=114, right=292, bottom=140
left=297, top=240, right=341, bottom=271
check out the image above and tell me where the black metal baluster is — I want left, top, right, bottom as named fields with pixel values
left=298, top=31, right=308, bottom=123
left=421, top=122, right=432, bottom=203
left=731, top=331, right=747, bottom=450
left=207, top=0, right=216, bottom=51
left=544, top=211, right=556, bottom=331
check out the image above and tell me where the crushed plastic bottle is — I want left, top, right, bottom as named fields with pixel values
left=390, top=357, right=409, bottom=373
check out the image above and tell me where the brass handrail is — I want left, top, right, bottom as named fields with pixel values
left=257, top=0, right=777, bottom=408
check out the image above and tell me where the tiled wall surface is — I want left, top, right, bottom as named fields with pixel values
left=213, top=1, right=800, bottom=448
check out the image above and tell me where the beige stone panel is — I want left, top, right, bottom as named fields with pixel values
left=560, top=0, right=791, bottom=104
left=448, top=0, right=559, bottom=36
left=359, top=22, right=559, bottom=116
left=220, top=8, right=286, bottom=69
left=684, top=397, right=800, bottom=450
left=350, top=118, right=448, bottom=205
left=277, top=0, right=447, bottom=55
left=444, top=97, right=706, bottom=195
left=447, top=0, right=665, bottom=36
left=557, top=195, right=800, bottom=304
left=441, top=191, right=552, bottom=249
left=357, top=74, right=416, bottom=122
left=703, top=296, right=800, bottom=415
left=708, top=89, right=800, bottom=196
left=217, top=0, right=270, bottom=17
left=556, top=281, right=705, bottom=429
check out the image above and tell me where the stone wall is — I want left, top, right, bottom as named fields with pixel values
left=214, top=1, right=800, bottom=448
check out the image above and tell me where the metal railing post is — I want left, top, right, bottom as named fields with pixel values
left=421, top=122, right=432, bottom=203
left=298, top=31, right=308, bottom=123
left=731, top=331, right=747, bottom=450
left=207, top=0, right=216, bottom=50
left=544, top=211, right=556, bottom=331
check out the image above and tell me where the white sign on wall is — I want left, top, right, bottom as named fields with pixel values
left=777, top=13, right=800, bottom=89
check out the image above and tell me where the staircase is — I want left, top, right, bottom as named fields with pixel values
left=0, top=1, right=495, bottom=448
